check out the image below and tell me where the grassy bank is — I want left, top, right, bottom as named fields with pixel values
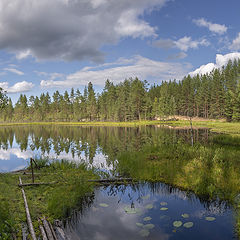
left=1, top=119, right=240, bottom=135
left=116, top=134, right=240, bottom=234
left=0, top=160, right=98, bottom=239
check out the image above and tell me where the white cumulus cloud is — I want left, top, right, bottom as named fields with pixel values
left=229, top=33, right=240, bottom=51
left=40, top=55, right=192, bottom=88
left=0, top=0, right=167, bottom=62
left=193, top=18, right=227, bottom=35
left=189, top=52, right=240, bottom=76
left=0, top=81, right=34, bottom=93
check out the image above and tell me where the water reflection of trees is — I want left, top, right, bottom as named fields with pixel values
left=0, top=125, right=210, bottom=165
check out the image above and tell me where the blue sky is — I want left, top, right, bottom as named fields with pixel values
left=0, top=0, right=240, bottom=103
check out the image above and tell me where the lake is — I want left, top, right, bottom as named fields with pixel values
left=0, top=125, right=239, bottom=239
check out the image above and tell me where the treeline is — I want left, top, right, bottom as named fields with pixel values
left=0, top=59, right=240, bottom=122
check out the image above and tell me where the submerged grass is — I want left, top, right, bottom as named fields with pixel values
left=116, top=134, right=240, bottom=235
left=0, top=159, right=98, bottom=239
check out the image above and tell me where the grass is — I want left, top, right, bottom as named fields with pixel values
left=167, top=119, right=240, bottom=135
left=116, top=135, right=240, bottom=235
left=1, top=119, right=240, bottom=135
left=0, top=159, right=99, bottom=239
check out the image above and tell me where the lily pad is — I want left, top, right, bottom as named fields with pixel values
left=141, top=194, right=150, bottom=200
left=124, top=207, right=137, bottom=214
left=143, top=224, right=155, bottom=229
left=136, top=223, right=144, bottom=227
left=145, top=204, right=154, bottom=209
left=181, top=213, right=189, bottom=218
left=99, top=203, right=109, bottom=207
left=183, top=222, right=194, bottom=228
left=139, top=229, right=150, bottom=237
left=160, top=202, right=168, bottom=206
left=173, top=221, right=182, bottom=228
left=160, top=207, right=168, bottom=211
left=143, top=216, right=152, bottom=221
left=205, top=217, right=216, bottom=221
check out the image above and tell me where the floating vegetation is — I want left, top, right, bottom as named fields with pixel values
left=205, top=217, right=216, bottom=221
left=160, top=202, right=168, bottom=206
left=136, top=223, right=144, bottom=227
left=143, top=224, right=155, bottom=229
left=160, top=207, right=168, bottom=211
left=145, top=204, right=154, bottom=209
left=124, top=206, right=142, bottom=215
left=160, top=215, right=171, bottom=221
left=183, top=222, right=194, bottom=228
left=143, top=216, right=152, bottom=221
left=99, top=203, right=109, bottom=207
left=173, top=221, right=183, bottom=228
left=139, top=229, right=150, bottom=237
left=141, top=194, right=150, bottom=200
left=181, top=213, right=189, bottom=218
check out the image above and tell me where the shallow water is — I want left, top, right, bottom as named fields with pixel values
left=0, top=125, right=210, bottom=172
left=0, top=125, right=239, bottom=239
left=65, top=183, right=236, bottom=240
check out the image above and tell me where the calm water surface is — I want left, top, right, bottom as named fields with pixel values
left=0, top=125, right=238, bottom=239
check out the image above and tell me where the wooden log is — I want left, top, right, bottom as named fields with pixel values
left=18, top=182, right=57, bottom=187
left=42, top=218, right=55, bottom=240
left=48, top=220, right=58, bottom=240
left=39, top=224, right=48, bottom=240
left=19, top=177, right=37, bottom=240
left=88, top=178, right=133, bottom=183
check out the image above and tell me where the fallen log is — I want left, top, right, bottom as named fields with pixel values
left=39, top=224, right=48, bottom=240
left=42, top=218, right=55, bottom=240
left=88, top=178, right=133, bottom=183
left=18, top=182, right=57, bottom=187
left=19, top=177, right=37, bottom=240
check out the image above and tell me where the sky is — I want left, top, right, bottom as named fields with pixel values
left=1, top=0, right=240, bottom=103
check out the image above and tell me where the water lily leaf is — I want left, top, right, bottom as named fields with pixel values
left=160, top=215, right=171, bottom=221
left=124, top=207, right=137, bottom=214
left=136, top=223, right=144, bottom=227
left=145, top=204, right=153, bottom=209
left=143, top=224, right=155, bottom=229
left=173, top=221, right=182, bottom=228
left=139, top=229, right=150, bottom=237
left=183, top=222, right=194, bottom=228
left=141, top=194, right=150, bottom=200
left=181, top=213, right=189, bottom=218
left=143, top=217, right=152, bottom=221
left=160, top=207, right=168, bottom=211
left=205, top=217, right=216, bottom=221
left=160, top=202, right=168, bottom=206
left=99, top=203, right=108, bottom=207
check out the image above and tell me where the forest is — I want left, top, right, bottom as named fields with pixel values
left=0, top=59, right=240, bottom=122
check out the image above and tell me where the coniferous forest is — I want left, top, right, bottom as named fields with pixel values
left=1, top=59, right=240, bottom=122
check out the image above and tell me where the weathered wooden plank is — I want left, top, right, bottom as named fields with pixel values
left=42, top=218, right=55, bottom=240
left=18, top=182, right=57, bottom=187
left=19, top=177, right=37, bottom=240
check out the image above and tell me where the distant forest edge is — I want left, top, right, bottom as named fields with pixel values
left=0, top=59, right=240, bottom=122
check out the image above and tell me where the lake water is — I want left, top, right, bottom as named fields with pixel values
left=0, top=125, right=238, bottom=239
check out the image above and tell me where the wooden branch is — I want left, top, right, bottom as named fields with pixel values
left=19, top=177, right=37, bottom=240
left=42, top=218, right=55, bottom=240
left=88, top=178, right=133, bottom=183
left=39, top=224, right=48, bottom=240
left=18, top=182, right=57, bottom=187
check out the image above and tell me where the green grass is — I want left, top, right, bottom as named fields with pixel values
left=168, top=120, right=240, bottom=135
left=116, top=135, right=240, bottom=235
left=1, top=119, right=240, bottom=135
left=0, top=159, right=99, bottom=239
